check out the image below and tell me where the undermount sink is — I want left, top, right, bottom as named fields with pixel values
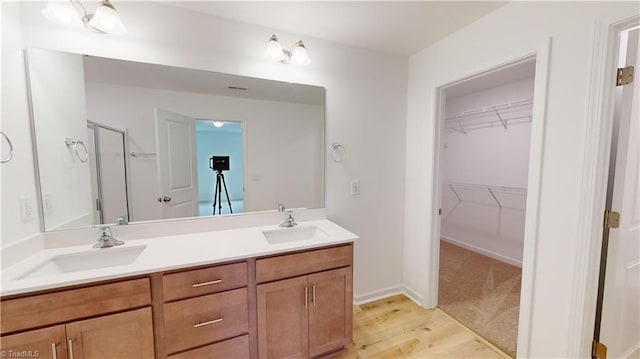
left=16, top=245, right=147, bottom=280
left=263, top=225, right=328, bottom=244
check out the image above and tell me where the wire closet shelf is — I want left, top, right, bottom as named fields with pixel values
left=443, top=181, right=527, bottom=210
left=445, top=98, right=533, bottom=134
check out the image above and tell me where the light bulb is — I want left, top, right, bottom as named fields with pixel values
left=88, top=0, right=127, bottom=35
left=41, top=1, right=83, bottom=28
left=264, top=34, right=286, bottom=62
left=290, top=41, right=311, bottom=66
left=212, top=121, right=224, bottom=128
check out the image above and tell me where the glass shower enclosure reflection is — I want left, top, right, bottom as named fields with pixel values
left=87, top=122, right=129, bottom=225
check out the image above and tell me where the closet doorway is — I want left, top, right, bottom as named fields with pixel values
left=437, top=59, right=536, bottom=357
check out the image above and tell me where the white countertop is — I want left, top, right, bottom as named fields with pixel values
left=0, top=219, right=357, bottom=297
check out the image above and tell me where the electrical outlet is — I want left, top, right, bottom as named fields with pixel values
left=20, top=197, right=35, bottom=222
left=43, top=193, right=53, bottom=216
left=350, top=180, right=361, bottom=196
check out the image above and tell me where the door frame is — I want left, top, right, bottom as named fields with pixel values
left=428, top=38, right=551, bottom=358
left=87, top=121, right=131, bottom=224
left=567, top=14, right=640, bottom=358
left=158, top=108, right=248, bottom=215
left=194, top=117, right=248, bottom=214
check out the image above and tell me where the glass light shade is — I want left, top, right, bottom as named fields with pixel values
left=41, top=1, right=83, bottom=28
left=88, top=1, right=127, bottom=35
left=212, top=121, right=225, bottom=128
left=290, top=42, right=311, bottom=66
left=264, top=36, right=286, bottom=62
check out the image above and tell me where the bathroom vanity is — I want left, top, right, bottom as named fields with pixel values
left=0, top=219, right=356, bottom=359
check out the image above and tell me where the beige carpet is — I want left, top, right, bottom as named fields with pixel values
left=438, top=241, right=521, bottom=358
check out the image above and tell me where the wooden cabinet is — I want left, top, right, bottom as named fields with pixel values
left=162, top=262, right=247, bottom=301
left=1, top=243, right=353, bottom=359
left=159, top=262, right=250, bottom=357
left=257, top=276, right=310, bottom=359
left=167, top=334, right=250, bottom=359
left=1, top=278, right=154, bottom=359
left=0, top=325, right=67, bottom=359
left=256, top=245, right=353, bottom=359
left=1, top=278, right=151, bottom=334
left=163, top=288, right=249, bottom=354
left=66, top=308, right=154, bottom=359
left=308, top=268, right=351, bottom=358
left=1, top=309, right=154, bottom=359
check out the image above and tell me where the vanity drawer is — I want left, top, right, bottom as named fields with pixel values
left=163, top=287, right=249, bottom=354
left=167, top=334, right=250, bottom=359
left=256, top=244, right=353, bottom=283
left=1, top=278, right=151, bottom=334
left=162, top=261, right=247, bottom=302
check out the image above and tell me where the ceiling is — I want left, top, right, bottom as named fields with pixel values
left=446, top=59, right=536, bottom=98
left=83, top=55, right=325, bottom=105
left=165, top=1, right=508, bottom=56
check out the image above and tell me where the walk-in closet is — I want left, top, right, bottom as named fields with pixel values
left=438, top=60, right=536, bottom=357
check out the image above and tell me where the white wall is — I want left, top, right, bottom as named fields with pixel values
left=441, top=77, right=534, bottom=265
left=444, top=77, right=534, bottom=187
left=26, top=49, right=94, bottom=231
left=404, top=2, right=638, bottom=357
left=84, top=81, right=324, bottom=221
left=1, top=1, right=408, bottom=300
left=1, top=3, right=41, bottom=244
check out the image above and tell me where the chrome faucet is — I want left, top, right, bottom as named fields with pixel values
left=94, top=226, right=124, bottom=248
left=278, top=203, right=286, bottom=212
left=279, top=210, right=297, bottom=228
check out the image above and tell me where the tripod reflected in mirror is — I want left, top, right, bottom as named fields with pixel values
left=209, top=156, right=233, bottom=215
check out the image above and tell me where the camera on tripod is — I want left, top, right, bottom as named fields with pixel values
left=209, top=156, right=229, bottom=172
left=209, top=156, right=233, bottom=215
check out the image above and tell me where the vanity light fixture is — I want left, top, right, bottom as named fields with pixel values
left=264, top=34, right=311, bottom=65
left=42, top=0, right=127, bottom=35
left=211, top=121, right=225, bottom=128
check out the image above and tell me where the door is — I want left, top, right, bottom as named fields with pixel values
left=87, top=124, right=129, bottom=225
left=257, top=276, right=309, bottom=359
left=0, top=325, right=67, bottom=359
left=598, top=27, right=640, bottom=358
left=65, top=308, right=154, bottom=359
left=155, top=108, right=199, bottom=219
left=95, top=126, right=129, bottom=224
left=308, top=267, right=353, bottom=358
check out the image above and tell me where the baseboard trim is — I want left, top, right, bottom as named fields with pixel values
left=441, top=235, right=522, bottom=268
left=354, top=285, right=423, bottom=306
left=621, top=345, right=640, bottom=359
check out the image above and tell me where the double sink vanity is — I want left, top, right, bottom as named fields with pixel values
left=0, top=215, right=357, bottom=359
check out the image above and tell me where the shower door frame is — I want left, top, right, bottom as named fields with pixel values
left=87, top=121, right=131, bottom=225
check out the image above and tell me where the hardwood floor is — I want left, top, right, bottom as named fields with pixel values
left=335, top=295, right=512, bottom=359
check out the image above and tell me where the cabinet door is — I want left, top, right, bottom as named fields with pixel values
left=308, top=267, right=353, bottom=358
left=0, top=325, right=67, bottom=359
left=257, top=276, right=309, bottom=359
left=65, top=307, right=154, bottom=359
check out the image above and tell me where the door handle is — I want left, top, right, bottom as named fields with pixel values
left=157, top=196, right=172, bottom=202
left=68, top=339, right=74, bottom=359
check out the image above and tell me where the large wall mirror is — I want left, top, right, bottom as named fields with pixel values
left=26, top=48, right=325, bottom=231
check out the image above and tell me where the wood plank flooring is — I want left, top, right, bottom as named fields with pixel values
left=335, top=295, right=512, bottom=359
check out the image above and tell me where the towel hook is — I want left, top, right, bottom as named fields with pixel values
left=65, top=138, right=89, bottom=163
left=0, top=131, right=14, bottom=164
left=329, top=142, right=346, bottom=163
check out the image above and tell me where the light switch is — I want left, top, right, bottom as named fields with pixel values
left=350, top=180, right=360, bottom=196
left=20, top=197, right=35, bottom=222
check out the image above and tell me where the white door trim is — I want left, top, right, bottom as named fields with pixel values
left=568, top=14, right=640, bottom=358
left=428, top=38, right=551, bottom=358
